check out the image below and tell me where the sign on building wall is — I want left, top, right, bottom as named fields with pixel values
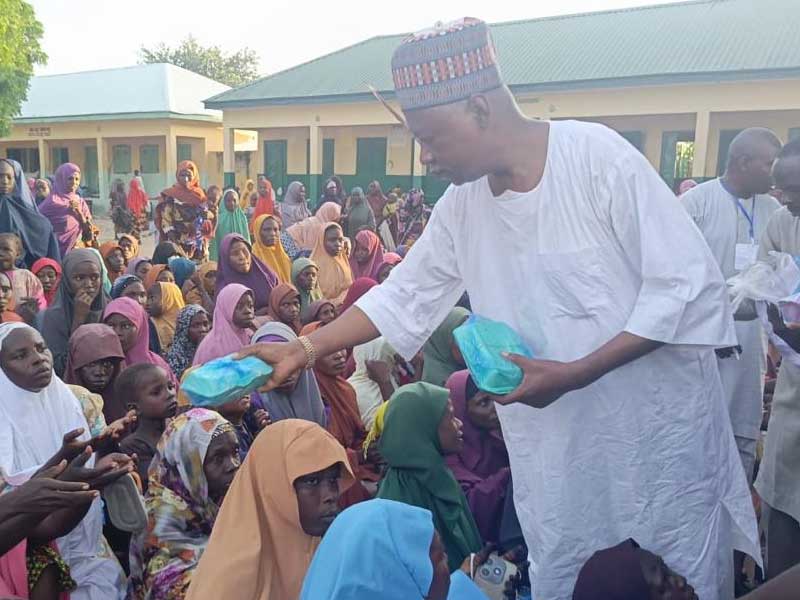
left=27, top=127, right=51, bottom=137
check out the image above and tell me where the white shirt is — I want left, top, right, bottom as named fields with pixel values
left=358, top=120, right=758, bottom=599
left=682, top=179, right=780, bottom=441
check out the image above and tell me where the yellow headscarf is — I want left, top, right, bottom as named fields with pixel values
left=310, top=222, right=353, bottom=304
left=152, top=281, right=186, bottom=353
left=251, top=214, right=292, bottom=284
left=239, top=179, right=255, bottom=210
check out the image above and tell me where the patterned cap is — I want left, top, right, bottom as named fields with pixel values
left=391, top=17, right=503, bottom=111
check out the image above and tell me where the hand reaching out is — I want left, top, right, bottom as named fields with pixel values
left=253, top=409, right=271, bottom=430
left=10, top=462, right=98, bottom=515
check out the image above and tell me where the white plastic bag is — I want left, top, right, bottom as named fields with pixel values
left=726, top=251, right=800, bottom=313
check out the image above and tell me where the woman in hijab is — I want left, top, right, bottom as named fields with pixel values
left=87, top=247, right=113, bottom=295
left=342, top=186, right=375, bottom=238
left=183, top=261, right=217, bottom=314
left=250, top=322, right=326, bottom=426
left=269, top=282, right=302, bottom=333
left=251, top=214, right=292, bottom=283
left=143, top=264, right=174, bottom=291
left=287, top=201, right=342, bottom=251
left=148, top=281, right=185, bottom=353
left=347, top=337, right=398, bottom=430
left=33, top=178, right=50, bottom=205
left=126, top=177, right=149, bottom=236
left=186, top=419, right=354, bottom=600
left=102, top=297, right=177, bottom=385
left=302, top=321, right=378, bottom=507
left=39, top=163, right=95, bottom=256
left=166, top=305, right=210, bottom=380
left=31, top=257, right=62, bottom=306
left=109, top=274, right=162, bottom=355
left=292, top=257, right=323, bottom=312
left=128, top=408, right=240, bottom=600
left=318, top=177, right=346, bottom=207
left=421, top=307, right=470, bottom=387
left=366, top=180, right=387, bottom=227
left=192, top=283, right=255, bottom=366
left=300, top=299, right=336, bottom=327
left=126, top=256, right=152, bottom=279
left=215, top=233, right=277, bottom=313
left=40, top=248, right=109, bottom=376
left=0, top=158, right=60, bottom=266
left=117, top=233, right=140, bottom=265
left=349, top=229, right=384, bottom=281
left=280, top=181, right=312, bottom=229
left=109, top=179, right=135, bottom=237
left=210, top=189, right=250, bottom=262
left=254, top=177, right=276, bottom=219
left=0, top=273, right=24, bottom=323
left=377, top=382, right=483, bottom=572
left=167, top=256, right=197, bottom=289
left=238, top=179, right=256, bottom=211
left=310, top=223, right=352, bottom=304
left=300, top=499, right=486, bottom=600
left=156, top=161, right=214, bottom=260
left=445, top=370, right=510, bottom=544
left=99, top=240, right=126, bottom=284
left=0, top=323, right=129, bottom=599
left=64, top=323, right=126, bottom=422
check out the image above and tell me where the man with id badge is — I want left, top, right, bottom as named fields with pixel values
left=683, top=128, right=782, bottom=483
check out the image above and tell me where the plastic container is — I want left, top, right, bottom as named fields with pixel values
left=453, top=315, right=533, bottom=395
left=181, top=354, right=273, bottom=407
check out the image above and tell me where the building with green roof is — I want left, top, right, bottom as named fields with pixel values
left=207, top=0, right=800, bottom=201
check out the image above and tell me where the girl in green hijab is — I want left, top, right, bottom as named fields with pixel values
left=291, top=257, right=323, bottom=312
left=209, top=189, right=251, bottom=261
left=377, top=382, right=483, bottom=572
left=421, top=306, right=470, bottom=387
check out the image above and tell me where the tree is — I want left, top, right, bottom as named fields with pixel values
left=0, top=0, right=47, bottom=137
left=139, top=36, right=259, bottom=88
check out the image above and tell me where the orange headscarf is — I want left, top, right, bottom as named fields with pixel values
left=239, top=179, right=255, bottom=210
left=160, top=160, right=207, bottom=207
left=310, top=223, right=352, bottom=304
left=251, top=214, right=292, bottom=283
left=269, top=282, right=301, bottom=333
left=143, top=264, right=168, bottom=291
left=186, top=420, right=354, bottom=600
left=100, top=240, right=123, bottom=282
left=254, top=178, right=275, bottom=219
left=127, top=178, right=149, bottom=216
left=287, top=202, right=341, bottom=251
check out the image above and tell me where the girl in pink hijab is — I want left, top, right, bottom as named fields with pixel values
left=102, top=296, right=178, bottom=386
left=38, top=163, right=94, bottom=257
left=192, top=283, right=255, bottom=366
left=349, top=230, right=384, bottom=281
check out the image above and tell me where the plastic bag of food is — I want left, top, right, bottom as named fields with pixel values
left=453, top=315, right=533, bottom=395
left=727, top=251, right=800, bottom=312
left=181, top=354, right=273, bottom=407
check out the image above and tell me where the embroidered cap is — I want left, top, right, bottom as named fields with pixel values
left=391, top=17, right=503, bottom=111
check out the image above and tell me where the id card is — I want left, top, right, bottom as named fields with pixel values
left=735, top=243, right=758, bottom=271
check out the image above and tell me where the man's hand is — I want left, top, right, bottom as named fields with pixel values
left=492, top=354, right=581, bottom=408
left=236, top=341, right=306, bottom=393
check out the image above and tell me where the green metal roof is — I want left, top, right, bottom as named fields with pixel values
left=206, top=0, right=800, bottom=108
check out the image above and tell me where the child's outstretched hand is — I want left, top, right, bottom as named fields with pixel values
left=253, top=409, right=271, bottom=430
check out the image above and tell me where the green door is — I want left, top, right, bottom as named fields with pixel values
left=264, top=140, right=288, bottom=198
left=83, top=146, right=99, bottom=195
left=356, top=137, right=387, bottom=186
left=660, top=130, right=695, bottom=189
left=322, top=139, right=335, bottom=177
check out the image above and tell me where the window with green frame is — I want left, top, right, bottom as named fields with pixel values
left=177, top=143, right=192, bottom=162
left=6, top=148, right=40, bottom=174
left=620, top=131, right=644, bottom=153
left=112, top=144, right=132, bottom=174
left=139, top=145, right=160, bottom=174
left=51, top=147, right=69, bottom=169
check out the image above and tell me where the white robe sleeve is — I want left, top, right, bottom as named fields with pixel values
left=356, top=193, right=466, bottom=359
left=605, top=154, right=736, bottom=346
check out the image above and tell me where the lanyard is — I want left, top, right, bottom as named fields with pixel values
left=732, top=195, right=756, bottom=243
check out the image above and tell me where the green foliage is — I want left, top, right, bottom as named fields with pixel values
left=139, top=36, right=259, bottom=88
left=0, top=0, right=47, bottom=136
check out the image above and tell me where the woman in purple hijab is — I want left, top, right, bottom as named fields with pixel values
left=445, top=369, right=511, bottom=544
left=38, top=163, right=94, bottom=256
left=215, top=233, right=278, bottom=313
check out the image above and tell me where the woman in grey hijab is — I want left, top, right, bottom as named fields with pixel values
left=278, top=181, right=311, bottom=229
left=39, top=248, right=109, bottom=376
left=249, top=321, right=326, bottom=426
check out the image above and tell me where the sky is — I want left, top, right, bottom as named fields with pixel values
left=30, top=0, right=687, bottom=79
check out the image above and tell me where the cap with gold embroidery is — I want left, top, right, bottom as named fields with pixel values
left=391, top=17, right=503, bottom=111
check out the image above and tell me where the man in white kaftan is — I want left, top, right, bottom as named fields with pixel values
left=682, top=128, right=782, bottom=482
left=241, top=19, right=759, bottom=599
